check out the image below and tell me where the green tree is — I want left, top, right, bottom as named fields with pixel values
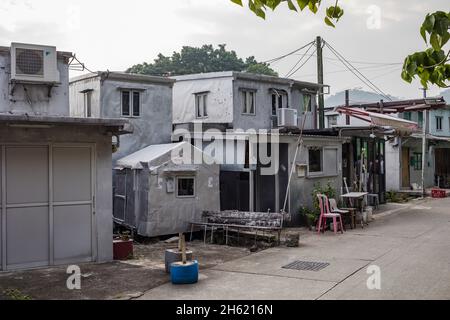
left=231, top=0, right=344, bottom=27
left=126, top=44, right=278, bottom=77
left=402, top=12, right=450, bottom=89
left=232, top=1, right=449, bottom=89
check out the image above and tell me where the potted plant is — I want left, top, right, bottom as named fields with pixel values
left=299, top=206, right=318, bottom=231
left=113, top=231, right=134, bottom=260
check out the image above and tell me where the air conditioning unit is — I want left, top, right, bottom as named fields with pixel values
left=10, top=43, right=60, bottom=83
left=277, top=108, right=298, bottom=127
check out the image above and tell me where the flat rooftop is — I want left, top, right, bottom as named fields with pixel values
left=172, top=71, right=327, bottom=90
left=70, top=71, right=175, bottom=86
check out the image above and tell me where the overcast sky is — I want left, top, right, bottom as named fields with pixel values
left=0, top=0, right=447, bottom=99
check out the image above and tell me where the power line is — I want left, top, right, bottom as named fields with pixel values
left=300, top=62, right=401, bottom=78
left=286, top=48, right=317, bottom=78
left=263, top=41, right=315, bottom=64
left=284, top=41, right=315, bottom=78
left=291, top=54, right=402, bottom=66
left=324, top=40, right=392, bottom=101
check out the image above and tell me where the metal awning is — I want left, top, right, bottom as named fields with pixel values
left=336, top=107, right=419, bottom=132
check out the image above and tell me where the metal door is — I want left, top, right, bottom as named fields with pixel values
left=0, top=144, right=95, bottom=271
left=52, top=146, right=94, bottom=264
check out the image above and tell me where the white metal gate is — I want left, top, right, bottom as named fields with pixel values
left=0, top=144, right=95, bottom=271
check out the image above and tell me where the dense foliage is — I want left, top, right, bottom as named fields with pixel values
left=127, top=44, right=278, bottom=77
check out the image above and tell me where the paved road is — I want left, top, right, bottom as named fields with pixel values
left=139, top=198, right=450, bottom=300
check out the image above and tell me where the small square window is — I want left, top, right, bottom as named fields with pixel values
left=195, top=93, right=208, bottom=119
left=328, top=115, right=338, bottom=127
left=308, top=148, right=323, bottom=173
left=177, top=177, right=195, bottom=197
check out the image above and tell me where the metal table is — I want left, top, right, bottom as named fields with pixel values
left=340, top=192, right=368, bottom=228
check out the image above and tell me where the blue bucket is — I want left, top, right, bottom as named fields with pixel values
left=170, top=260, right=199, bottom=284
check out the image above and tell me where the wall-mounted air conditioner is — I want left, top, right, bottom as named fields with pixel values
left=10, top=43, right=60, bottom=83
left=277, top=108, right=298, bottom=127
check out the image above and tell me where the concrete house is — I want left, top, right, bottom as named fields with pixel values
left=393, top=104, right=450, bottom=190
left=113, top=142, right=220, bottom=237
left=0, top=43, right=129, bottom=271
left=70, top=71, right=175, bottom=162
left=172, top=71, right=345, bottom=215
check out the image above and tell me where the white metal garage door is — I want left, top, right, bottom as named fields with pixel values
left=0, top=144, right=95, bottom=271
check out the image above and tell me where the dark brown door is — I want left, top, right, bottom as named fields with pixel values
left=402, top=147, right=410, bottom=188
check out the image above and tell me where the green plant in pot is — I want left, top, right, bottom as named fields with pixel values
left=299, top=206, right=318, bottom=230
left=120, top=231, right=131, bottom=242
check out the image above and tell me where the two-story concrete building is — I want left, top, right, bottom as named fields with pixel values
left=69, top=71, right=175, bottom=161
left=172, top=71, right=345, bottom=216
left=0, top=43, right=129, bottom=271
left=397, top=106, right=450, bottom=190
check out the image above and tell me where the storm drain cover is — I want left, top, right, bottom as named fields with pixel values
left=282, top=260, right=330, bottom=272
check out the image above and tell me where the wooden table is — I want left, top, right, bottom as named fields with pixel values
left=340, top=192, right=368, bottom=228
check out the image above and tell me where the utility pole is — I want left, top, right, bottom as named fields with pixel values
left=345, top=89, right=350, bottom=125
left=421, top=88, right=427, bottom=197
left=316, top=36, right=325, bottom=129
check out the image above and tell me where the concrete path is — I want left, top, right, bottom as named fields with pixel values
left=139, top=198, right=450, bottom=300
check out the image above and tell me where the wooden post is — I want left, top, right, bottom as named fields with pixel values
left=180, top=233, right=187, bottom=264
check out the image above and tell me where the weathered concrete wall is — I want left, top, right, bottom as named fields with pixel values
left=385, top=141, right=401, bottom=191
left=172, top=74, right=234, bottom=125
left=0, top=125, right=114, bottom=262
left=232, top=78, right=290, bottom=130
left=430, top=109, right=450, bottom=137
left=102, top=79, right=173, bottom=162
left=70, top=76, right=174, bottom=162
left=69, top=76, right=101, bottom=117
left=282, top=135, right=343, bottom=213
left=116, top=146, right=220, bottom=237
left=0, top=54, right=70, bottom=116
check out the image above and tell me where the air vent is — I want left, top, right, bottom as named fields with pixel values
left=15, top=48, right=44, bottom=76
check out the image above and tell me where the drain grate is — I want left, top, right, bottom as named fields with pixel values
left=282, top=260, right=330, bottom=272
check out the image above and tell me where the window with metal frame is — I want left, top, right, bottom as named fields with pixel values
left=271, top=89, right=287, bottom=115
left=121, top=90, right=141, bottom=117
left=412, top=153, right=422, bottom=171
left=84, top=91, right=92, bottom=118
left=176, top=177, right=195, bottom=197
left=308, top=147, right=323, bottom=173
left=418, top=112, right=423, bottom=128
left=436, top=116, right=443, bottom=131
left=303, top=94, right=312, bottom=113
left=241, top=90, right=256, bottom=115
left=195, top=93, right=208, bottom=119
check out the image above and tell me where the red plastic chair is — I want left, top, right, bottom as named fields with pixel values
left=316, top=194, right=344, bottom=235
